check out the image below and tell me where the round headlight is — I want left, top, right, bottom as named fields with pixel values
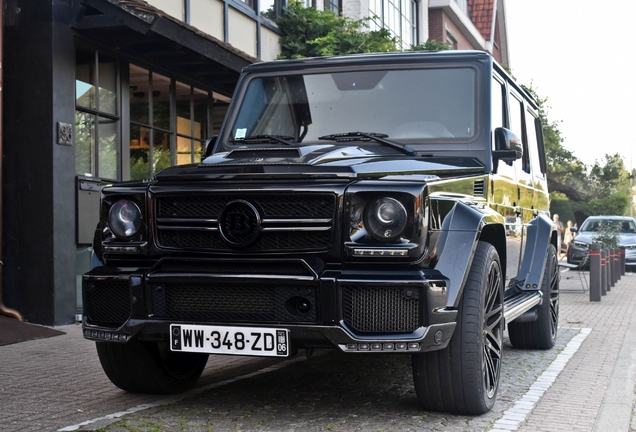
left=364, top=197, right=408, bottom=242
left=108, top=200, right=142, bottom=239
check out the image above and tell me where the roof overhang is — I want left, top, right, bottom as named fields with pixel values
left=74, top=0, right=258, bottom=96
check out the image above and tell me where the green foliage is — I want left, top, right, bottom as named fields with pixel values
left=573, top=195, right=629, bottom=220
left=276, top=1, right=398, bottom=58
left=411, top=40, right=453, bottom=51
left=592, top=222, right=621, bottom=249
left=549, top=196, right=575, bottom=224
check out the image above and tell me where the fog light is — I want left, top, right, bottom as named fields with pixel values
left=383, top=343, right=395, bottom=350
left=408, top=343, right=420, bottom=350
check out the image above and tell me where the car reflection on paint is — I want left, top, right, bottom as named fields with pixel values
left=566, top=216, right=636, bottom=267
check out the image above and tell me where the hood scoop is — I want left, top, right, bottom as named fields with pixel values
left=227, top=148, right=301, bottom=159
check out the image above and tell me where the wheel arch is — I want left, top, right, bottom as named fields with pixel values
left=431, top=200, right=506, bottom=308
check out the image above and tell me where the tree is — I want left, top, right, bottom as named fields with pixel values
left=276, top=0, right=398, bottom=59
left=275, top=1, right=450, bottom=58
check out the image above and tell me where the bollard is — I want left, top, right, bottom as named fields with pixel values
left=614, top=247, right=620, bottom=283
left=589, top=243, right=601, bottom=302
left=601, top=249, right=607, bottom=295
left=620, top=246, right=626, bottom=276
left=607, top=248, right=613, bottom=291
left=607, top=248, right=616, bottom=291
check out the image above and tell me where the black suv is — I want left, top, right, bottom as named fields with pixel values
left=83, top=50, right=559, bottom=415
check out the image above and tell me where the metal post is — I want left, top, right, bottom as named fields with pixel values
left=606, top=248, right=612, bottom=291
left=601, top=249, right=607, bottom=296
left=613, top=248, right=619, bottom=284
left=612, top=248, right=618, bottom=287
left=620, top=246, right=626, bottom=276
left=589, top=243, right=601, bottom=302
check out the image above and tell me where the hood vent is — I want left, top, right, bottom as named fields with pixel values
left=473, top=179, right=485, bottom=197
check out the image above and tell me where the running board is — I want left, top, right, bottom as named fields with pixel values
left=503, top=291, right=542, bottom=324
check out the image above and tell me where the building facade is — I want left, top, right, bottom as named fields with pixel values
left=1, top=0, right=508, bottom=325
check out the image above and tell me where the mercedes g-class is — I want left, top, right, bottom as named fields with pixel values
left=83, top=50, right=559, bottom=415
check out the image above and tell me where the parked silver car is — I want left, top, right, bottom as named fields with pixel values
left=567, top=216, right=636, bottom=267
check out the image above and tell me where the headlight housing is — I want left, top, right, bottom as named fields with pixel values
left=573, top=240, right=589, bottom=248
left=108, top=199, right=143, bottom=240
left=363, top=197, right=408, bottom=242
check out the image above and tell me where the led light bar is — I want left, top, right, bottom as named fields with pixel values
left=353, top=248, right=409, bottom=257
left=104, top=245, right=140, bottom=253
left=84, top=329, right=130, bottom=342
left=343, top=342, right=419, bottom=351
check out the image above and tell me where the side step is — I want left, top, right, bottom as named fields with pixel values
left=503, top=291, right=542, bottom=324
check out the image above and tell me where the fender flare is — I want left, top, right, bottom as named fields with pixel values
left=516, top=214, right=554, bottom=290
left=432, top=200, right=505, bottom=308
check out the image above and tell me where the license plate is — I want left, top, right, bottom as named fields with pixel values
left=170, top=324, right=289, bottom=357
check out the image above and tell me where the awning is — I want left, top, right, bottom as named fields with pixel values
left=74, top=0, right=259, bottom=96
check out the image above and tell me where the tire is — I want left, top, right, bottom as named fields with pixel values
left=412, top=241, right=504, bottom=415
left=96, top=340, right=209, bottom=394
left=509, top=243, right=559, bottom=349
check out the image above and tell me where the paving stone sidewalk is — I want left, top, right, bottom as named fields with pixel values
left=518, top=269, right=636, bottom=432
left=1, top=267, right=635, bottom=431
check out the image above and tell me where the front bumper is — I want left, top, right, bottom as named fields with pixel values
left=82, top=259, right=457, bottom=354
left=568, top=244, right=636, bottom=266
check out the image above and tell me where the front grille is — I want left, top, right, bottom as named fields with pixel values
left=158, top=230, right=331, bottom=251
left=152, top=260, right=312, bottom=277
left=84, top=278, right=131, bottom=327
left=342, top=286, right=421, bottom=333
left=155, top=193, right=336, bottom=253
left=152, top=284, right=317, bottom=323
left=157, top=195, right=335, bottom=219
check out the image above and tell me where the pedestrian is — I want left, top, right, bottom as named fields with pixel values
left=563, top=219, right=575, bottom=259
left=553, top=214, right=564, bottom=257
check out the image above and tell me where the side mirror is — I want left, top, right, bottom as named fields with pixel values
left=202, top=136, right=218, bottom=161
left=570, top=227, right=578, bottom=233
left=493, top=127, right=523, bottom=161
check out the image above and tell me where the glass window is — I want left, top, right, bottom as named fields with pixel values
left=491, top=78, right=505, bottom=130
left=261, top=0, right=285, bottom=20
left=369, top=0, right=415, bottom=49
left=75, top=111, right=95, bottom=176
left=130, top=65, right=150, bottom=125
left=98, top=116, right=118, bottom=180
left=129, top=66, right=212, bottom=178
left=75, top=49, right=120, bottom=180
left=130, top=124, right=150, bottom=180
left=508, top=92, right=530, bottom=174
left=99, top=55, right=118, bottom=115
left=228, top=67, right=475, bottom=142
left=525, top=109, right=543, bottom=179
left=76, top=51, right=96, bottom=110
left=153, top=73, right=171, bottom=131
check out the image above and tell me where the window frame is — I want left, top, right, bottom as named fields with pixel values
left=75, top=49, right=121, bottom=182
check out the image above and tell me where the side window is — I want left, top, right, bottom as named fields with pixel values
left=491, top=77, right=505, bottom=130
left=508, top=92, right=530, bottom=174
left=525, top=109, right=544, bottom=179
left=492, top=76, right=515, bottom=177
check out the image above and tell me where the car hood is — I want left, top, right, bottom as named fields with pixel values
left=153, top=145, right=485, bottom=182
left=574, top=231, right=636, bottom=247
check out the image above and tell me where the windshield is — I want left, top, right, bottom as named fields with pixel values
left=580, top=218, right=636, bottom=233
left=227, top=67, right=476, bottom=144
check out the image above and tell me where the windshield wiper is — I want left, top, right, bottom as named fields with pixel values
left=230, top=135, right=296, bottom=146
left=318, top=132, right=416, bottom=156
